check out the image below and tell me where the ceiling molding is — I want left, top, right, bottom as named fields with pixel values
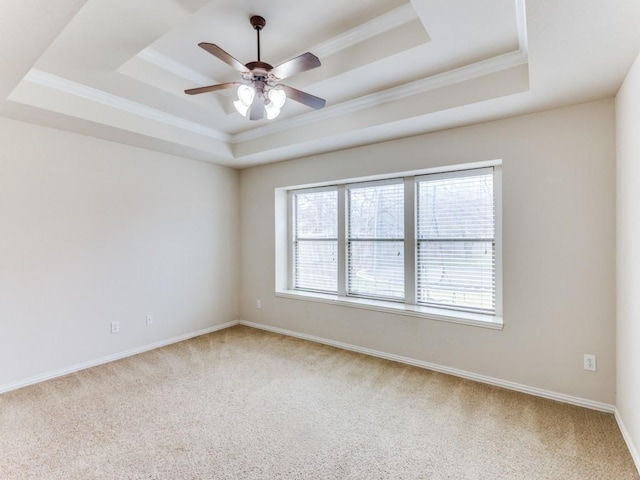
left=136, top=47, right=218, bottom=86
left=233, top=0, right=529, bottom=144
left=232, top=49, right=528, bottom=144
left=515, top=0, right=528, bottom=52
left=22, top=69, right=231, bottom=143
left=310, top=4, right=419, bottom=58
left=137, top=4, right=418, bottom=87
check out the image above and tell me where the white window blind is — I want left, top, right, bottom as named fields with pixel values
left=416, top=169, right=495, bottom=313
left=293, top=189, right=338, bottom=293
left=347, top=181, right=404, bottom=300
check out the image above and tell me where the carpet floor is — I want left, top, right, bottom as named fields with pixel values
left=0, top=325, right=637, bottom=479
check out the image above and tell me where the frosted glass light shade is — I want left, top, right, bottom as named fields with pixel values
left=233, top=100, right=250, bottom=117
left=268, top=87, right=286, bottom=109
left=234, top=85, right=256, bottom=117
left=264, top=87, right=286, bottom=119
left=238, top=85, right=255, bottom=105
left=264, top=103, right=281, bottom=120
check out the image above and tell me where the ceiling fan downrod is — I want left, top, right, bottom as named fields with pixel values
left=250, top=15, right=266, bottom=62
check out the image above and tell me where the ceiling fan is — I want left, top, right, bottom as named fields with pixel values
left=185, top=15, right=326, bottom=121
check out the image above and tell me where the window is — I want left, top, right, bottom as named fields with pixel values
left=292, top=188, right=338, bottom=293
left=347, top=181, right=405, bottom=300
left=416, top=170, right=495, bottom=314
left=284, top=163, right=501, bottom=327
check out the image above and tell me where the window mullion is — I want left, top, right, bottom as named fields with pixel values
left=337, top=185, right=346, bottom=296
left=494, top=165, right=503, bottom=317
left=404, top=176, right=416, bottom=305
left=288, top=190, right=295, bottom=290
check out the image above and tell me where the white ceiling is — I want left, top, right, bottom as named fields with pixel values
left=2, top=0, right=640, bottom=168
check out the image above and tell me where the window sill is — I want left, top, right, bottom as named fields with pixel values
left=275, top=290, right=503, bottom=330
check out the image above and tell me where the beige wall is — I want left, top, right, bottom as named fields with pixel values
left=240, top=99, right=616, bottom=404
left=0, top=117, right=240, bottom=388
left=616, top=51, right=640, bottom=465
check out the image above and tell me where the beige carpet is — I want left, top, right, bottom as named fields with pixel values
left=0, top=325, right=637, bottom=480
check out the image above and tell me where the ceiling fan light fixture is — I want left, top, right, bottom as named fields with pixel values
left=186, top=15, right=325, bottom=120
left=268, top=87, right=286, bottom=109
left=264, top=87, right=286, bottom=119
left=238, top=84, right=255, bottom=105
left=233, top=84, right=255, bottom=116
left=233, top=100, right=250, bottom=117
left=264, top=102, right=281, bottom=120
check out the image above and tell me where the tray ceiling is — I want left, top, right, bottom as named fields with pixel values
left=3, top=0, right=640, bottom=167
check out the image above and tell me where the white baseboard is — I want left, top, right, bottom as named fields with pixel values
left=0, top=320, right=239, bottom=395
left=2, top=317, right=619, bottom=418
left=615, top=408, right=640, bottom=475
left=239, top=320, right=615, bottom=413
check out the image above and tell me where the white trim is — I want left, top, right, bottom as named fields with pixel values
left=280, top=160, right=502, bottom=192
left=310, top=4, right=418, bottom=59
left=137, top=48, right=217, bottom=86
left=404, top=176, right=416, bottom=305
left=615, top=408, right=640, bottom=475
left=136, top=5, right=416, bottom=88
left=277, top=289, right=502, bottom=328
left=23, top=69, right=231, bottom=143
left=238, top=320, right=615, bottom=413
left=515, top=0, right=529, bottom=54
left=415, top=166, right=494, bottom=182
left=232, top=49, right=528, bottom=144
left=281, top=161, right=502, bottom=327
left=0, top=321, right=239, bottom=395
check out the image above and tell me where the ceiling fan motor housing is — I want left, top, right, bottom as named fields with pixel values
left=250, top=16, right=266, bottom=30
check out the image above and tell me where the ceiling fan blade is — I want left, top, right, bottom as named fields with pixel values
left=279, top=84, right=326, bottom=110
left=249, top=96, right=265, bottom=121
left=184, top=82, right=240, bottom=95
left=198, top=43, right=249, bottom=73
left=270, top=52, right=321, bottom=80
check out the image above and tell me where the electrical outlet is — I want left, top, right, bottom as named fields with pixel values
left=146, top=315, right=153, bottom=326
left=584, top=354, right=597, bottom=371
left=256, top=299, right=262, bottom=309
left=111, top=321, right=120, bottom=334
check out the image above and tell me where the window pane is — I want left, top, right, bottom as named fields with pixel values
left=417, top=171, right=495, bottom=313
left=417, top=174, right=494, bottom=240
left=348, top=240, right=404, bottom=300
left=295, top=240, right=337, bottom=293
left=417, top=240, right=494, bottom=312
left=295, top=190, right=337, bottom=239
left=347, top=182, right=404, bottom=300
left=293, top=189, right=338, bottom=293
left=348, top=183, right=404, bottom=239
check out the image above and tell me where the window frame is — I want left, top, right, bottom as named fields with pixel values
left=277, top=161, right=503, bottom=330
left=345, top=177, right=406, bottom=302
left=415, top=167, right=497, bottom=314
left=290, top=185, right=339, bottom=294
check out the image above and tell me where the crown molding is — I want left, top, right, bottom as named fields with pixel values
left=137, top=47, right=218, bottom=86
left=232, top=0, right=529, bottom=145
left=515, top=0, right=528, bottom=52
left=138, top=4, right=417, bottom=86
left=22, top=69, right=231, bottom=143
left=232, top=48, right=528, bottom=144
left=19, top=0, right=528, bottom=153
left=310, top=4, right=419, bottom=58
